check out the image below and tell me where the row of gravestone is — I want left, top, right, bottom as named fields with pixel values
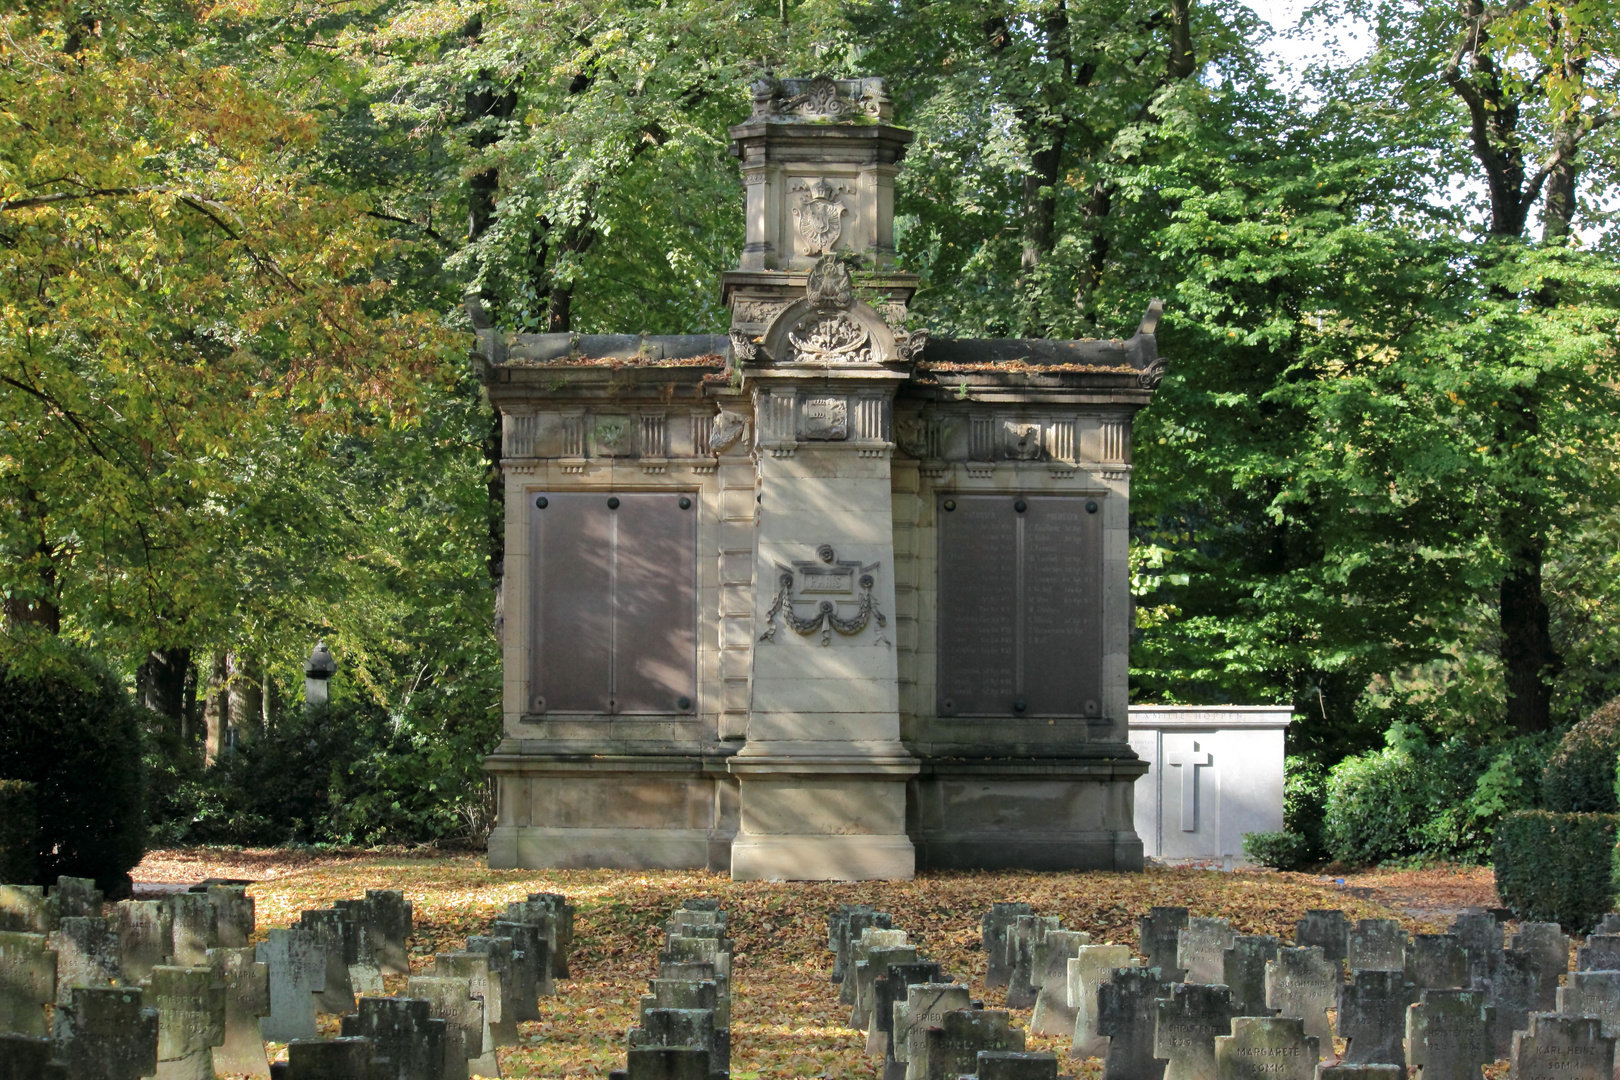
left=607, top=898, right=732, bottom=1080
left=0, top=875, right=575, bottom=1080
left=828, top=903, right=1064, bottom=1080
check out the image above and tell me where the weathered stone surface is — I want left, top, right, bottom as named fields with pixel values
left=256, top=927, right=326, bottom=1043
left=1156, top=982, right=1237, bottom=1080
left=207, top=886, right=255, bottom=950
left=0, top=1033, right=61, bottom=1080
left=1006, top=915, right=1061, bottom=1010
left=1556, top=971, right=1620, bottom=1039
left=1141, top=908, right=1190, bottom=982
left=207, top=947, right=270, bottom=1080
left=1347, top=921, right=1406, bottom=973
left=299, top=909, right=359, bottom=1015
left=168, top=893, right=218, bottom=968
left=620, top=1045, right=710, bottom=1080
left=658, top=963, right=729, bottom=1027
left=1406, top=935, right=1469, bottom=992
left=1488, top=949, right=1547, bottom=1056
left=149, top=965, right=227, bottom=1080
left=1295, top=912, right=1349, bottom=965
left=1067, top=945, right=1137, bottom=1059
left=116, top=900, right=173, bottom=983
left=49, top=877, right=101, bottom=920
left=1510, top=1012, right=1613, bottom=1080
left=340, top=996, right=448, bottom=1080
left=508, top=893, right=573, bottom=978
left=1030, top=929, right=1090, bottom=1036
left=469, top=933, right=537, bottom=1032
left=1449, top=912, right=1504, bottom=987
left=1338, top=970, right=1411, bottom=1067
left=53, top=985, right=160, bottom=1080
left=1576, top=936, right=1620, bottom=973
left=409, top=975, right=485, bottom=1080
left=1179, top=918, right=1237, bottom=987
left=1265, top=947, right=1336, bottom=1053
left=1222, top=935, right=1280, bottom=1018
left=285, top=1036, right=375, bottom=1080
left=983, top=905, right=1034, bottom=989
left=1405, top=988, right=1494, bottom=1080
left=0, top=932, right=54, bottom=1038
left=831, top=905, right=889, bottom=984
left=436, top=948, right=510, bottom=1076
left=1314, top=1067, right=1403, bottom=1080
left=854, top=945, right=919, bottom=1031
left=844, top=928, right=907, bottom=1007
left=871, top=961, right=943, bottom=1058
left=629, top=1007, right=726, bottom=1076
left=974, top=1050, right=1059, bottom=1080
left=1510, top=924, right=1569, bottom=998
left=661, top=935, right=732, bottom=980
left=1214, top=1016, right=1318, bottom=1080
left=50, top=916, right=118, bottom=1005
left=0, top=889, right=52, bottom=936
left=1099, top=967, right=1167, bottom=1080
left=896, top=982, right=971, bottom=1080
left=921, top=1009, right=1024, bottom=1080
left=335, top=890, right=413, bottom=976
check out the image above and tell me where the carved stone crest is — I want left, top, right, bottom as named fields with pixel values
left=895, top=417, right=931, bottom=459
left=791, top=178, right=847, bottom=256
left=759, top=544, right=888, bottom=646
left=708, top=410, right=748, bottom=454
left=1004, top=422, right=1044, bottom=460
left=784, top=255, right=872, bottom=366
left=802, top=397, right=848, bottom=440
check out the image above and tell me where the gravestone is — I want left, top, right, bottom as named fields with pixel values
left=285, top=1037, right=375, bottom=1080
left=409, top=976, right=485, bottom=1080
left=1406, top=935, right=1469, bottom=992
left=871, top=961, right=943, bottom=1059
left=896, top=982, right=971, bottom=1080
left=256, top=927, right=326, bottom=1043
left=629, top=1007, right=725, bottom=1077
left=1347, top=921, right=1405, bottom=973
left=436, top=949, right=509, bottom=1075
left=1265, top=946, right=1336, bottom=1053
left=1338, top=969, right=1410, bottom=1067
left=299, top=909, right=359, bottom=1015
left=207, top=886, right=254, bottom=950
left=1317, top=1067, right=1403, bottom=1080
left=854, top=945, right=919, bottom=1030
left=1006, top=915, right=1061, bottom=1010
left=1509, top=1012, right=1613, bottom=1080
left=336, top=890, right=412, bottom=975
left=469, top=933, right=539, bottom=1027
left=207, top=947, right=271, bottom=1080
left=1098, top=967, right=1168, bottom=1080
left=975, top=1050, right=1059, bottom=1080
left=1450, top=912, right=1504, bottom=987
left=1156, top=982, right=1238, bottom=1080
left=1030, top=929, right=1090, bottom=1035
left=1510, top=924, right=1570, bottom=1000
left=0, top=1033, right=63, bottom=1080
left=1576, top=936, right=1620, bottom=973
left=52, top=986, right=159, bottom=1080
left=921, top=1009, right=1024, bottom=1080
left=618, top=1046, right=710, bottom=1080
left=1179, top=918, right=1237, bottom=987
left=116, top=900, right=173, bottom=983
left=51, top=916, right=118, bottom=1005
left=149, top=965, right=226, bottom=1080
left=1556, top=970, right=1620, bottom=1039
left=494, top=918, right=555, bottom=1000
left=168, top=893, right=217, bottom=967
left=1295, top=911, right=1349, bottom=965
left=0, top=889, right=52, bottom=935
left=1222, top=935, right=1280, bottom=1018
left=1488, top=949, right=1545, bottom=1056
left=1406, top=989, right=1494, bottom=1080
left=502, top=900, right=561, bottom=984
left=1141, top=907, right=1190, bottom=982
left=659, top=964, right=729, bottom=1027
left=0, top=932, right=54, bottom=1038
left=49, top=877, right=101, bottom=920
left=1214, top=1016, right=1317, bottom=1080
left=984, top=905, right=1034, bottom=989
left=662, top=935, right=731, bottom=980
left=514, top=892, right=573, bottom=978
left=643, top=979, right=723, bottom=1028
left=340, top=996, right=448, bottom=1080
left=1595, top=914, right=1620, bottom=936
left=844, top=928, right=908, bottom=1006
left=828, top=904, right=878, bottom=983
left=1068, top=945, right=1137, bottom=1059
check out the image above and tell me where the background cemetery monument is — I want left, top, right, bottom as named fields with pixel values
left=475, top=75, right=1171, bottom=880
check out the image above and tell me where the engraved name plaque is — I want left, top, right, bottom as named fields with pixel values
left=529, top=492, right=697, bottom=715
left=936, top=494, right=1103, bottom=717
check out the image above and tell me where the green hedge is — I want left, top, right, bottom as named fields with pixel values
left=1543, top=698, right=1620, bottom=812
left=0, top=780, right=36, bottom=884
left=1493, top=810, right=1619, bottom=933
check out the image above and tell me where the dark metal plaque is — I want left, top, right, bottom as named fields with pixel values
left=935, top=495, right=1102, bottom=717
left=529, top=492, right=696, bottom=715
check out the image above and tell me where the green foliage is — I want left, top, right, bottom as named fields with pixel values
left=0, top=780, right=36, bottom=885
left=1494, top=810, right=1620, bottom=933
left=1242, top=831, right=1318, bottom=871
left=0, top=661, right=144, bottom=891
left=1544, top=698, right=1620, bottom=812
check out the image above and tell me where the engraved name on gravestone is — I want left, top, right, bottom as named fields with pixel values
left=921, top=1009, right=1024, bottom=1080
left=1339, top=969, right=1411, bottom=1067
left=1509, top=1013, right=1613, bottom=1080
left=1156, top=982, right=1238, bottom=1080
left=1179, top=918, right=1238, bottom=987
left=872, top=961, right=943, bottom=1060
left=1069, top=946, right=1138, bottom=1060
left=898, top=982, right=972, bottom=1080
left=1213, top=1016, right=1317, bottom=1080
left=1264, top=947, right=1337, bottom=1054
left=1348, top=921, right=1407, bottom=973
left=1557, top=971, right=1620, bottom=1040
left=1295, top=911, right=1350, bottom=965
left=1406, top=935, right=1470, bottom=992
left=1406, top=988, right=1495, bottom=1080
left=1223, top=935, right=1281, bottom=1018
left=149, top=964, right=227, bottom=1080
left=1098, top=968, right=1168, bottom=1080
left=1141, top=907, right=1190, bottom=983
left=936, top=495, right=1103, bottom=718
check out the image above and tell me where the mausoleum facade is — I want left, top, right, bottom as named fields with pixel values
left=475, top=76, right=1167, bottom=880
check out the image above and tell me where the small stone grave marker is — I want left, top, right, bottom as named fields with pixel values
left=1556, top=971, right=1620, bottom=1039
left=895, top=981, right=971, bottom=1080
left=0, top=888, right=52, bottom=935
left=871, top=960, right=943, bottom=1058
left=1223, top=935, right=1280, bottom=1018
left=629, top=1007, right=725, bottom=1078
left=0, top=1032, right=61, bottom=1080
left=1068, top=945, right=1138, bottom=1059
left=1030, top=929, right=1090, bottom=1036
left=1316, top=1066, right=1403, bottom=1080
left=1576, top=936, right=1620, bottom=973
left=284, top=1036, right=374, bottom=1080
left=1338, top=969, right=1410, bottom=1067
left=51, top=916, right=118, bottom=1005
left=975, top=1050, right=1059, bottom=1080
left=1594, top=914, right=1620, bottom=936
left=1510, top=924, right=1570, bottom=1000
left=854, top=945, right=919, bottom=1030
left=0, top=932, right=55, bottom=1039
left=1214, top=1015, right=1318, bottom=1080
left=408, top=975, right=485, bottom=1080
left=1509, top=1012, right=1613, bottom=1080
left=616, top=1045, right=710, bottom=1080
left=469, top=933, right=537, bottom=1030
left=298, top=910, right=358, bottom=1015
left=116, top=900, right=173, bottom=983
left=1406, top=988, right=1494, bottom=1080
left=436, top=949, right=507, bottom=1076
left=1295, top=911, right=1350, bottom=964
left=1006, top=915, right=1061, bottom=1010
left=168, top=893, right=217, bottom=968
left=1141, top=907, right=1190, bottom=982
left=149, top=964, right=227, bottom=1080
left=335, top=890, right=412, bottom=976
left=1406, top=935, right=1469, bottom=992
left=921, top=1008, right=1024, bottom=1080
left=1098, top=967, right=1168, bottom=1080
left=493, top=918, right=553, bottom=1004
left=843, top=928, right=907, bottom=1007
left=52, top=985, right=159, bottom=1080
left=255, top=927, right=325, bottom=1043
left=1450, top=912, right=1504, bottom=986
left=1179, top=918, right=1238, bottom=987
left=983, top=904, right=1034, bottom=990
left=1265, top=946, right=1336, bottom=1053
left=207, top=886, right=254, bottom=950
left=207, top=946, right=270, bottom=1080
left=340, top=995, right=447, bottom=1080
left=48, top=877, right=101, bottom=920
left=1488, top=949, right=1545, bottom=1056
left=1155, top=981, right=1238, bottom=1080
left=833, top=905, right=891, bottom=985
left=1347, top=921, right=1406, bottom=973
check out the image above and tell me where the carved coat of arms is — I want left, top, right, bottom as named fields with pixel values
left=787, top=255, right=872, bottom=365
left=792, top=178, right=846, bottom=256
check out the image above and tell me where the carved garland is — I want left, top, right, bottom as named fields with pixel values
left=759, top=562, right=888, bottom=646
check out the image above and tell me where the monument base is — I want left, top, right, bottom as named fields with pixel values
left=729, top=833, right=916, bottom=881
left=488, top=826, right=716, bottom=871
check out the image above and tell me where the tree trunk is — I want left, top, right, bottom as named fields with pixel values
left=1020, top=137, right=1064, bottom=275
left=202, top=652, right=229, bottom=765
left=136, top=648, right=191, bottom=730
left=227, top=653, right=263, bottom=747
left=1500, top=536, right=1558, bottom=735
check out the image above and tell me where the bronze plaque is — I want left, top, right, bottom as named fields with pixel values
left=936, top=495, right=1102, bottom=717
left=530, top=493, right=696, bottom=715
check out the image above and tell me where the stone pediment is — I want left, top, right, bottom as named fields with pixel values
left=734, top=255, right=923, bottom=369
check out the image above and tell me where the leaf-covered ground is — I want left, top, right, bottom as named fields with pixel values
left=135, top=850, right=1467, bottom=1078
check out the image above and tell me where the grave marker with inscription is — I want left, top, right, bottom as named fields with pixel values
left=1338, top=970, right=1411, bottom=1068
left=1214, top=1016, right=1318, bottom=1080
left=1265, top=947, right=1337, bottom=1053
left=1223, top=935, right=1281, bottom=1018
left=1406, top=989, right=1495, bottom=1080
left=1556, top=971, right=1620, bottom=1040
left=1348, top=921, right=1406, bottom=973
left=1069, top=946, right=1138, bottom=1059
left=1156, top=982, right=1238, bottom=1080
left=1510, top=1013, right=1612, bottom=1080
left=1098, top=968, right=1167, bottom=1080
left=1180, top=918, right=1238, bottom=987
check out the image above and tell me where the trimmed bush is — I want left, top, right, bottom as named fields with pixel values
left=0, top=661, right=144, bottom=893
left=1493, top=810, right=1619, bottom=933
left=1543, top=698, right=1620, bottom=812
left=1242, top=830, right=1316, bottom=870
left=1323, top=743, right=1431, bottom=864
left=0, top=780, right=36, bottom=884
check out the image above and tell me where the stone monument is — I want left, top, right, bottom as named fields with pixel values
left=477, top=74, right=1162, bottom=879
